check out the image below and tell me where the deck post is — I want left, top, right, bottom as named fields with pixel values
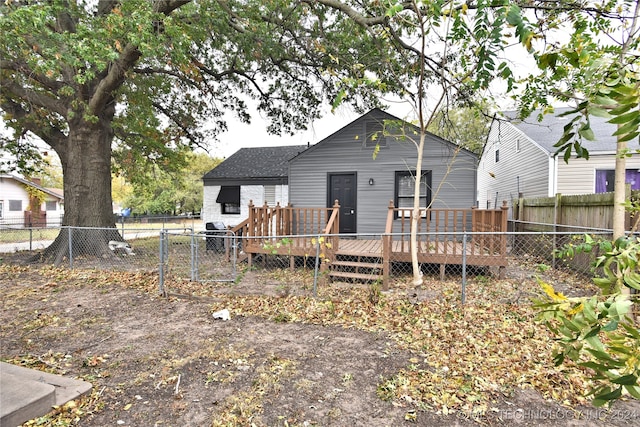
left=285, top=202, right=292, bottom=235
left=247, top=200, right=254, bottom=268
left=499, top=200, right=508, bottom=279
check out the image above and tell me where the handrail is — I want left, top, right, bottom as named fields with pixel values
left=226, top=217, right=250, bottom=260
left=323, top=200, right=340, bottom=234
left=322, top=200, right=341, bottom=262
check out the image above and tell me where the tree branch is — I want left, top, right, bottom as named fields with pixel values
left=88, top=43, right=141, bottom=114
left=0, top=60, right=66, bottom=93
left=151, top=101, right=200, bottom=144
left=0, top=98, right=67, bottom=151
left=89, top=0, right=193, bottom=114
left=153, top=0, right=192, bottom=15
left=1, top=80, right=67, bottom=117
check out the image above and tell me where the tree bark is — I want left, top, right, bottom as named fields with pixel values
left=35, top=116, right=123, bottom=264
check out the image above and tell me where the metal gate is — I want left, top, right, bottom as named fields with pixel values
left=159, top=229, right=238, bottom=295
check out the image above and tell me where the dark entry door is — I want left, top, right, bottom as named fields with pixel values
left=328, top=173, right=357, bottom=234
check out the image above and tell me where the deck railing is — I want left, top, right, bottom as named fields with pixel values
left=228, top=200, right=341, bottom=265
left=382, top=200, right=509, bottom=285
left=228, top=199, right=508, bottom=286
left=383, top=200, right=508, bottom=253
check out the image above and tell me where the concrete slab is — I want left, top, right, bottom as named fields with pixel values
left=0, top=362, right=92, bottom=427
left=0, top=371, right=55, bottom=427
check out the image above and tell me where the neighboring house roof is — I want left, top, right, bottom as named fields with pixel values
left=0, top=174, right=64, bottom=200
left=501, top=107, right=624, bottom=154
left=203, top=145, right=308, bottom=185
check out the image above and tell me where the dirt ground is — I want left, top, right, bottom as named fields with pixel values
left=1, top=261, right=639, bottom=426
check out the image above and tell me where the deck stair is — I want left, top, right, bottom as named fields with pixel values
left=329, top=251, right=383, bottom=283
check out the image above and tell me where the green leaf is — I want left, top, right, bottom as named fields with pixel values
left=612, top=118, right=640, bottom=137
left=624, top=384, right=640, bottom=399
left=610, top=103, right=634, bottom=116
left=584, top=334, right=606, bottom=353
left=602, top=320, right=619, bottom=331
left=611, top=374, right=638, bottom=385
left=617, top=131, right=640, bottom=143
left=505, top=5, right=523, bottom=26
left=561, top=317, right=581, bottom=332
left=588, top=107, right=611, bottom=118
left=578, top=124, right=595, bottom=140
left=585, top=348, right=621, bottom=364
left=583, top=325, right=601, bottom=339
left=579, top=360, right=618, bottom=372
left=608, top=109, right=639, bottom=125
left=331, top=89, right=346, bottom=112
left=622, top=322, right=640, bottom=339
left=592, top=386, right=622, bottom=406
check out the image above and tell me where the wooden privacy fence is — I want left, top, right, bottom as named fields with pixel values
left=512, top=189, right=640, bottom=232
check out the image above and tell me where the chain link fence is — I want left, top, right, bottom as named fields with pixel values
left=0, top=221, right=631, bottom=301
left=158, top=229, right=239, bottom=295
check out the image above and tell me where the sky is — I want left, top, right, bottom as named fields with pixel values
left=207, top=102, right=413, bottom=159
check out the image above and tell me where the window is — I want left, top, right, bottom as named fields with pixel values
left=216, top=186, right=240, bottom=214
left=394, top=170, right=432, bottom=218
left=46, top=201, right=57, bottom=211
left=0, top=201, right=3, bottom=218
left=9, top=200, right=22, bottom=211
left=264, top=185, right=276, bottom=205
left=595, top=169, right=640, bottom=193
left=495, top=148, right=500, bottom=162
left=364, top=120, right=386, bottom=148
left=515, top=139, right=521, bottom=152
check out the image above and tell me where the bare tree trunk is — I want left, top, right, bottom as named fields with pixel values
left=613, top=137, right=627, bottom=241
left=34, top=117, right=122, bottom=264
left=614, top=135, right=631, bottom=308
left=411, top=132, right=425, bottom=286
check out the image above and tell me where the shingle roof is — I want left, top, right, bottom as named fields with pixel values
left=203, top=145, right=308, bottom=181
left=0, top=174, right=64, bottom=200
left=503, top=107, right=638, bottom=153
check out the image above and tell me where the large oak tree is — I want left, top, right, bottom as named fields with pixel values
left=0, top=0, right=384, bottom=263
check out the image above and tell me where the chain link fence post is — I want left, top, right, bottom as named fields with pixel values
left=159, top=230, right=167, bottom=297
left=190, top=231, right=197, bottom=282
left=461, top=231, right=467, bottom=304
left=68, top=227, right=73, bottom=269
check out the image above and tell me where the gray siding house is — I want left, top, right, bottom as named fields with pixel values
left=477, top=107, right=640, bottom=210
left=202, top=145, right=307, bottom=227
left=288, top=109, right=478, bottom=234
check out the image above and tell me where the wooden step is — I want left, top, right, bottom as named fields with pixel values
left=328, top=270, right=382, bottom=281
left=331, top=260, right=381, bottom=270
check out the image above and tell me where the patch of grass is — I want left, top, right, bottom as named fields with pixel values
left=212, top=355, right=296, bottom=426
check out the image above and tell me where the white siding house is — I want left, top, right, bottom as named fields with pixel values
left=477, top=108, right=640, bottom=211
left=202, top=146, right=307, bottom=228
left=0, top=174, right=64, bottom=226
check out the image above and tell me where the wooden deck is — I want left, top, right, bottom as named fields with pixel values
left=229, top=200, right=509, bottom=289
left=338, top=238, right=505, bottom=264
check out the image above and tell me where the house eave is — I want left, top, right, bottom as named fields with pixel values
left=0, top=174, right=64, bottom=200
left=203, top=177, right=288, bottom=186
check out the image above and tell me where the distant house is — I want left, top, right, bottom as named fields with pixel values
left=0, top=174, right=64, bottom=226
left=477, top=107, right=640, bottom=210
left=202, top=145, right=307, bottom=227
left=288, top=109, right=478, bottom=234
